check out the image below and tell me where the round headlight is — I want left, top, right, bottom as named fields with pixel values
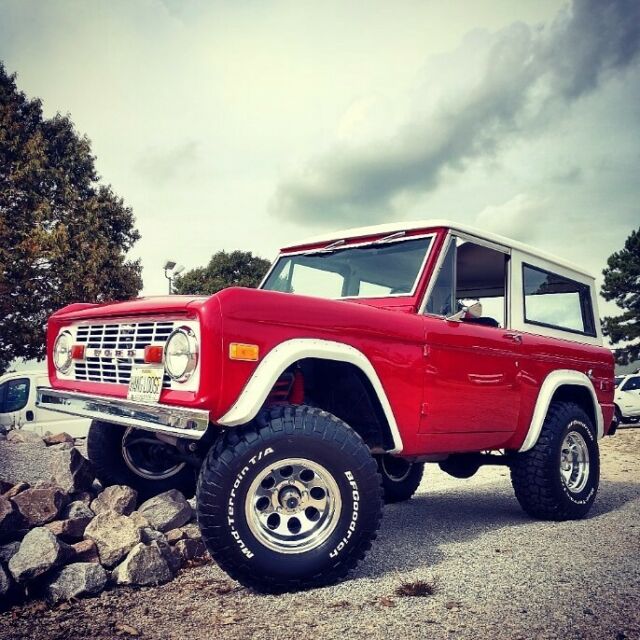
left=164, top=326, right=198, bottom=382
left=53, top=331, right=73, bottom=373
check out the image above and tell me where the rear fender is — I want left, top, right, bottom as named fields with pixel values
left=519, top=369, right=603, bottom=452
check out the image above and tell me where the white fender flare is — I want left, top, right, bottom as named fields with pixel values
left=217, top=338, right=403, bottom=453
left=519, top=369, right=604, bottom=452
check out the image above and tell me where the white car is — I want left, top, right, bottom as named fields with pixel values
left=0, top=370, right=90, bottom=437
left=614, top=373, right=640, bottom=426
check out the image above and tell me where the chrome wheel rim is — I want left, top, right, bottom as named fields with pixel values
left=560, top=427, right=590, bottom=493
left=245, top=458, right=342, bottom=554
left=381, top=456, right=412, bottom=482
left=122, top=427, right=186, bottom=480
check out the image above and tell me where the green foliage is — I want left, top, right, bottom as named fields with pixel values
left=173, top=250, right=271, bottom=295
left=0, top=63, right=142, bottom=374
left=601, top=227, right=640, bottom=365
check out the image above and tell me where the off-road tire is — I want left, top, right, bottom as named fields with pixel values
left=510, top=402, right=599, bottom=520
left=196, top=404, right=383, bottom=592
left=86, top=420, right=197, bottom=501
left=377, top=455, right=424, bottom=503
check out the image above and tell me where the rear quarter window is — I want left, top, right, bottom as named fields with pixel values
left=522, top=264, right=596, bottom=337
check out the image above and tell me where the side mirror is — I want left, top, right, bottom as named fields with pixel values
left=26, top=410, right=34, bottom=422
left=446, top=302, right=483, bottom=323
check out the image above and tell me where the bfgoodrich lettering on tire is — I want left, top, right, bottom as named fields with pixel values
left=510, top=402, right=600, bottom=520
left=196, top=404, right=383, bottom=592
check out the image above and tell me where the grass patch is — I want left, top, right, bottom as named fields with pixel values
left=395, top=579, right=436, bottom=597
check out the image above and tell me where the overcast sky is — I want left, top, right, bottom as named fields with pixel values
left=0, top=0, right=638, bottom=320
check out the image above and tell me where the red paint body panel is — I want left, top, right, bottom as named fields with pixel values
left=44, top=224, right=615, bottom=456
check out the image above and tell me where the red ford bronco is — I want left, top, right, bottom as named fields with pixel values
left=38, top=220, right=615, bottom=591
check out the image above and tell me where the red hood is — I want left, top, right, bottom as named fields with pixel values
left=51, top=295, right=211, bottom=321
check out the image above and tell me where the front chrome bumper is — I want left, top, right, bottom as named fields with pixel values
left=36, top=387, right=209, bottom=440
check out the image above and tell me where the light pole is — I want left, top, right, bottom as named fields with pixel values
left=163, top=260, right=185, bottom=294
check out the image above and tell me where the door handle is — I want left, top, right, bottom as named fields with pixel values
left=502, top=333, right=523, bottom=344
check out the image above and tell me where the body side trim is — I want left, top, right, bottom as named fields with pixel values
left=519, top=369, right=604, bottom=452
left=217, top=338, right=403, bottom=453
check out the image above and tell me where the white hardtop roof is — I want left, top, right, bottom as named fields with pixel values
left=287, top=219, right=595, bottom=279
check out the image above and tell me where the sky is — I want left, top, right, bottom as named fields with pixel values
left=0, top=0, right=639, bottom=324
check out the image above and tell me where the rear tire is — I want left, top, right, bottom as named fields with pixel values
left=510, top=402, right=599, bottom=520
left=86, top=420, right=197, bottom=501
left=196, top=405, right=383, bottom=592
left=377, top=455, right=424, bottom=503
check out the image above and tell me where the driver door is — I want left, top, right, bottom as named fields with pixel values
left=420, top=235, right=522, bottom=436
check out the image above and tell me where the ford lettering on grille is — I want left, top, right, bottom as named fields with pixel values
left=73, top=321, right=174, bottom=388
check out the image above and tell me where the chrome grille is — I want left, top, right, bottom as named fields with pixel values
left=73, top=321, right=174, bottom=388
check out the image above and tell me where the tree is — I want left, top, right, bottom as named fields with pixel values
left=601, top=227, right=640, bottom=365
left=0, top=63, right=142, bottom=374
left=173, top=250, right=271, bottom=295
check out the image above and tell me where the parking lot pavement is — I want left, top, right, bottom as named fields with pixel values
left=2, top=430, right=639, bottom=640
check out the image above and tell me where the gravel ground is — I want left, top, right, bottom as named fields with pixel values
left=2, top=428, right=639, bottom=640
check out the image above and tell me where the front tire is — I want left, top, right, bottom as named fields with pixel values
left=86, top=421, right=197, bottom=501
left=510, top=402, right=599, bottom=520
left=377, top=455, right=424, bottom=503
left=196, top=405, right=383, bottom=592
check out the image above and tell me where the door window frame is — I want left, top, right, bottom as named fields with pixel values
left=419, top=230, right=512, bottom=329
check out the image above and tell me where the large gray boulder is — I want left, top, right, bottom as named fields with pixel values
left=90, top=485, right=137, bottom=517
left=138, top=490, right=192, bottom=532
left=50, top=448, right=94, bottom=493
left=8, top=527, right=71, bottom=583
left=83, top=513, right=142, bottom=567
left=45, top=562, right=107, bottom=603
left=112, top=542, right=174, bottom=586
left=11, top=484, right=67, bottom=527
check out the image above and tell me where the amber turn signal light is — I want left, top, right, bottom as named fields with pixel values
left=229, top=343, right=260, bottom=362
left=144, top=345, right=165, bottom=364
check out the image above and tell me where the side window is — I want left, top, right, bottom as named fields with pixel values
left=1, top=378, right=30, bottom=413
left=621, top=376, right=640, bottom=392
left=523, top=264, right=595, bottom=336
left=426, top=237, right=508, bottom=328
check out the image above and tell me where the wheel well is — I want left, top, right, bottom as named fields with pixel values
left=550, top=384, right=597, bottom=431
left=269, top=358, right=395, bottom=451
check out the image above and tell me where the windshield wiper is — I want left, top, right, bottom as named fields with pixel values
left=371, top=231, right=406, bottom=244
left=301, top=231, right=406, bottom=256
left=302, top=239, right=346, bottom=256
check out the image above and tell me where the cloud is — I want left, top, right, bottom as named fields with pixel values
left=135, top=141, right=199, bottom=185
left=475, top=194, right=548, bottom=243
left=272, top=0, right=640, bottom=226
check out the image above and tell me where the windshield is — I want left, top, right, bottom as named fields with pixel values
left=262, top=236, right=432, bottom=299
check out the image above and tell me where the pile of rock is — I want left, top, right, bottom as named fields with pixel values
left=0, top=432, right=207, bottom=607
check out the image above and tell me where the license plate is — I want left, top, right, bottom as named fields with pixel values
left=127, top=366, right=164, bottom=403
